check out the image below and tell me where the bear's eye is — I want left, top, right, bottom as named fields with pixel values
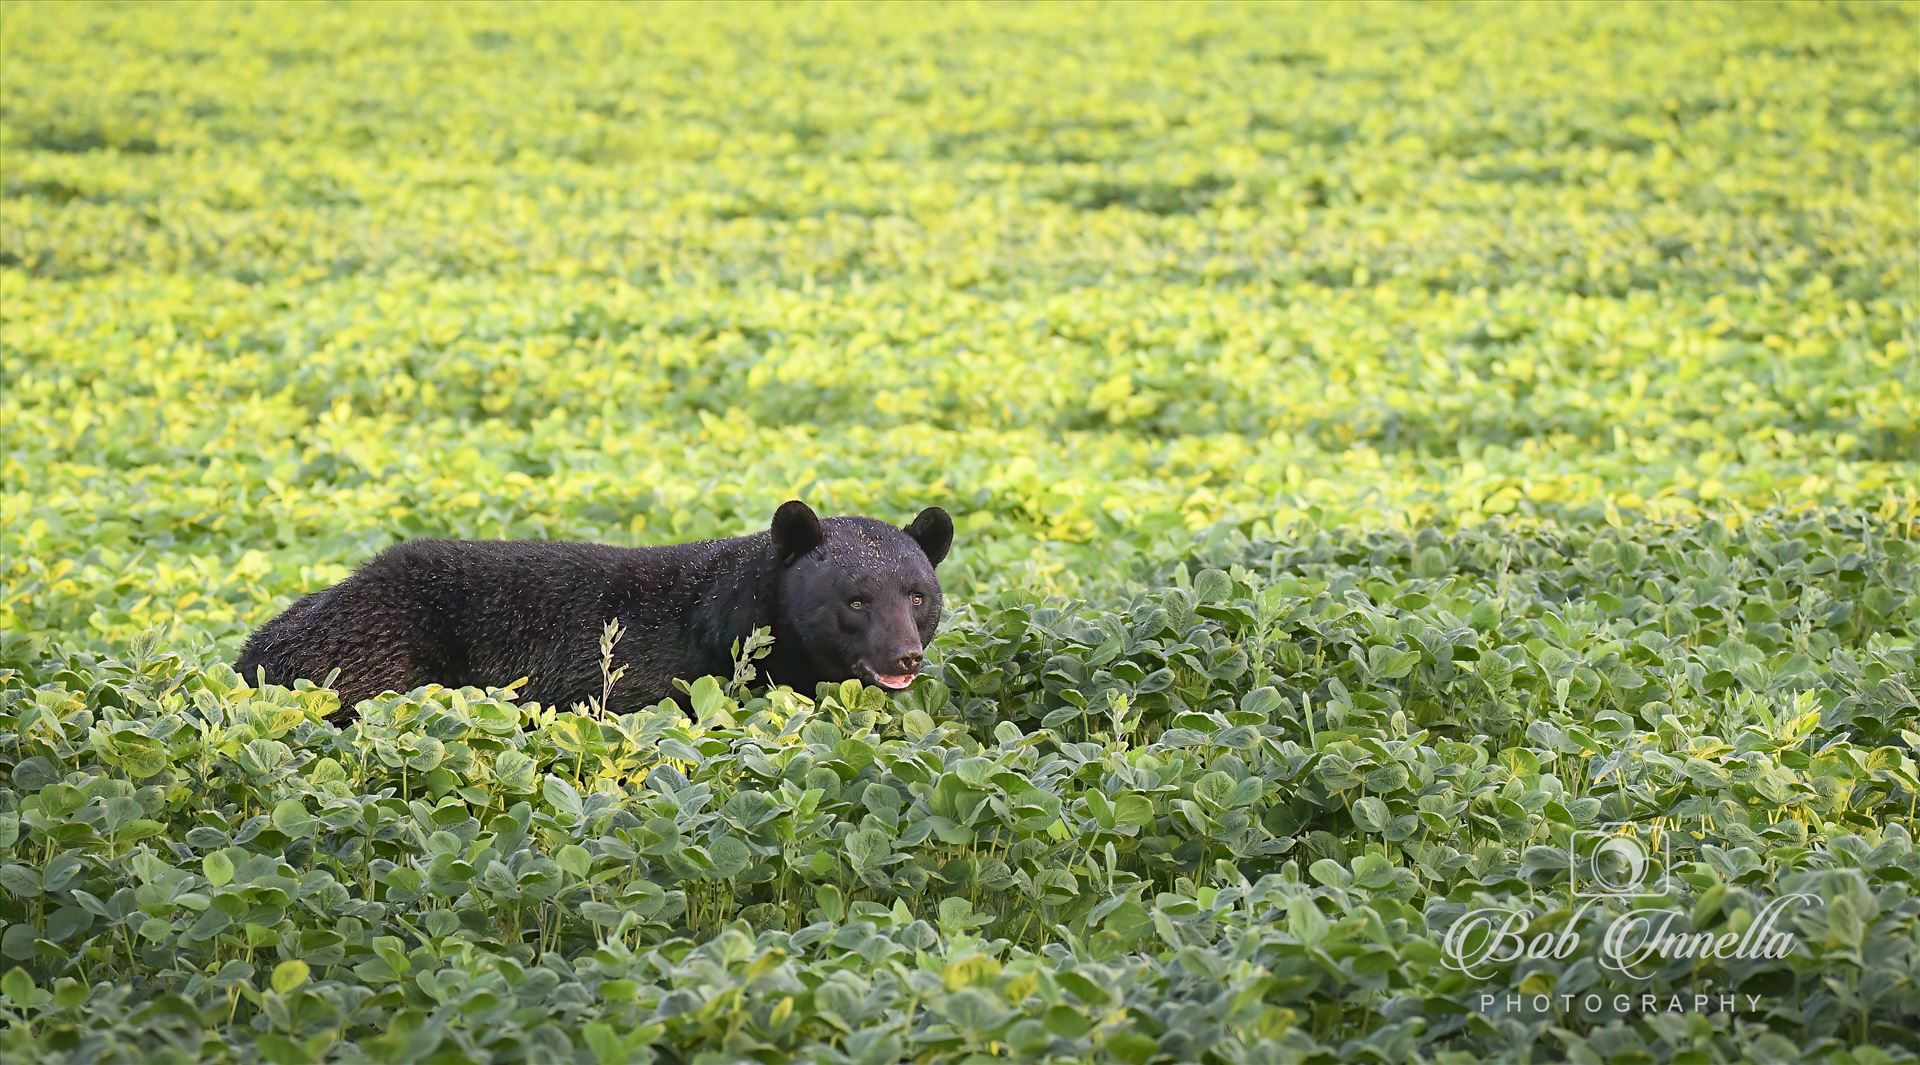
left=910, top=593, right=925, bottom=607
left=848, top=599, right=866, bottom=611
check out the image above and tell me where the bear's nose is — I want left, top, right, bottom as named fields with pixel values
left=892, top=649, right=925, bottom=674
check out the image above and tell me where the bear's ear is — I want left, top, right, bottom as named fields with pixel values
left=904, top=507, right=953, bottom=568
left=772, top=500, right=824, bottom=562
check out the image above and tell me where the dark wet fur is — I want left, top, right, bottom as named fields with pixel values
left=235, top=506, right=951, bottom=722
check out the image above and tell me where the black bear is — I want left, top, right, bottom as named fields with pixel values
left=235, top=501, right=952, bottom=720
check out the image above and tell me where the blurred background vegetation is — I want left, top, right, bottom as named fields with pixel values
left=2, top=0, right=1914, bottom=651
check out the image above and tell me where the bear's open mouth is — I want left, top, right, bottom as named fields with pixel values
left=856, top=661, right=918, bottom=691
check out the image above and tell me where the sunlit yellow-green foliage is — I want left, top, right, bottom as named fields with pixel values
left=2, top=0, right=1916, bottom=648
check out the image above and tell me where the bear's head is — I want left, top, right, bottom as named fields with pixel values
left=769, top=499, right=952, bottom=692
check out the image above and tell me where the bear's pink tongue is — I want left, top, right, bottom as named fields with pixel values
left=874, top=673, right=914, bottom=690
